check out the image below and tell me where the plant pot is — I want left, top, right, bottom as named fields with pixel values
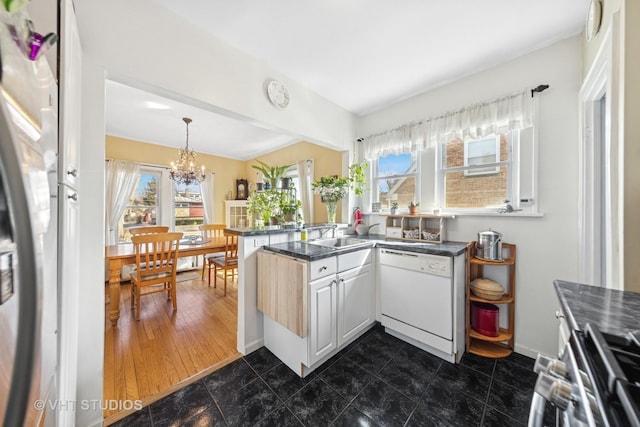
left=270, top=216, right=279, bottom=226
left=255, top=182, right=264, bottom=192
left=390, top=208, right=398, bottom=215
left=279, top=177, right=291, bottom=189
left=409, top=206, right=419, bottom=215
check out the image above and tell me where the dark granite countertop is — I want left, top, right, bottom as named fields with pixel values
left=264, top=234, right=467, bottom=261
left=554, top=280, right=640, bottom=338
left=224, top=223, right=338, bottom=237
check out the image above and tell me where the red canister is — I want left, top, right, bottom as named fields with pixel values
left=471, top=302, right=499, bottom=337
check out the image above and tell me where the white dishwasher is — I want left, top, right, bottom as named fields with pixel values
left=379, top=248, right=455, bottom=359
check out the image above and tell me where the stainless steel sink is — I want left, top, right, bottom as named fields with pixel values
left=308, top=237, right=370, bottom=248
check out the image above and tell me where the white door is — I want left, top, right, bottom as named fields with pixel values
left=337, top=264, right=373, bottom=346
left=308, top=275, right=337, bottom=366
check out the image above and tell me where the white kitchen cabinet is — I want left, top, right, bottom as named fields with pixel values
left=337, top=251, right=374, bottom=347
left=259, top=248, right=374, bottom=377
left=308, top=275, right=337, bottom=366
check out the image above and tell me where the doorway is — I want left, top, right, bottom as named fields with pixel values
left=578, top=16, right=621, bottom=289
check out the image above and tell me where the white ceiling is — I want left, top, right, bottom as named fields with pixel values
left=104, top=0, right=588, bottom=160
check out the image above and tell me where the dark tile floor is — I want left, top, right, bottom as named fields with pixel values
left=113, top=324, right=553, bottom=426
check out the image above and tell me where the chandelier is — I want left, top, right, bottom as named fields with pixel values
left=169, top=117, right=206, bottom=185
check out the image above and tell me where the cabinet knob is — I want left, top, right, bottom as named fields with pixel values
left=67, top=193, right=78, bottom=201
left=67, top=168, right=78, bottom=177
left=555, top=311, right=565, bottom=320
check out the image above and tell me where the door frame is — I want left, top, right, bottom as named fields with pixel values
left=578, top=12, right=622, bottom=289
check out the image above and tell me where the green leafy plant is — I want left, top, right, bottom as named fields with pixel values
left=408, top=201, right=420, bottom=207
left=247, top=189, right=280, bottom=224
left=312, top=162, right=368, bottom=202
left=251, top=160, right=293, bottom=181
left=391, top=202, right=399, bottom=209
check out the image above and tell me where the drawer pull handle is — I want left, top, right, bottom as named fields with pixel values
left=320, top=266, right=327, bottom=271
left=555, top=311, right=565, bottom=320
left=67, top=168, right=78, bottom=177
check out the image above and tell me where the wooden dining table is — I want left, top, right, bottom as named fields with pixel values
left=105, top=237, right=227, bottom=326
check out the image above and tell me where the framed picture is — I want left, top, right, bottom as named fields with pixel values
left=236, top=179, right=248, bottom=200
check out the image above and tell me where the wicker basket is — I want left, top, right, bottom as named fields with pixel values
left=470, top=278, right=505, bottom=300
left=422, top=230, right=440, bottom=241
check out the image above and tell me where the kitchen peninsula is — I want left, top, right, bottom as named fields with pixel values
left=225, top=223, right=343, bottom=355
left=234, top=224, right=468, bottom=377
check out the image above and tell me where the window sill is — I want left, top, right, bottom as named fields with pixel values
left=439, top=211, right=545, bottom=218
left=363, top=210, right=544, bottom=218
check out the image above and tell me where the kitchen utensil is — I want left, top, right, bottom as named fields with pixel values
left=476, top=229, right=502, bottom=261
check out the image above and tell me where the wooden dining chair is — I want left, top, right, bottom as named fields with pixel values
left=199, top=223, right=226, bottom=280
left=129, top=226, right=170, bottom=235
left=207, top=233, right=238, bottom=295
left=130, top=232, right=183, bottom=320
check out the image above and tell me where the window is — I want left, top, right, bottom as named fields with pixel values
left=436, top=128, right=536, bottom=213
left=173, top=181, right=204, bottom=237
left=118, top=170, right=160, bottom=243
left=464, top=136, right=500, bottom=176
left=371, top=153, right=417, bottom=209
left=439, top=134, right=510, bottom=210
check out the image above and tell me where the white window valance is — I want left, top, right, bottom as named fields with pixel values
left=361, top=90, right=534, bottom=159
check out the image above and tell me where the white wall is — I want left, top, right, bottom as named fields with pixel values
left=73, top=0, right=356, bottom=152
left=358, top=36, right=582, bottom=358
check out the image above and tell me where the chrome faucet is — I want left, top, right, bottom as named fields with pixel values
left=319, top=227, right=336, bottom=238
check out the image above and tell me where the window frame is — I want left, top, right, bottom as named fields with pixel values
left=117, top=167, right=162, bottom=244
left=361, top=127, right=538, bottom=216
left=368, top=152, right=419, bottom=212
left=463, top=135, right=501, bottom=176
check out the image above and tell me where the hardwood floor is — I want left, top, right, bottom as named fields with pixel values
left=103, top=271, right=240, bottom=422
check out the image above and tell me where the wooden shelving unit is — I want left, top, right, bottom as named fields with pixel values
left=384, top=214, right=453, bottom=243
left=465, top=241, right=516, bottom=358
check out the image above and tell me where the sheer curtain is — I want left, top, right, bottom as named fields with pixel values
left=297, top=160, right=313, bottom=224
left=199, top=173, right=215, bottom=223
left=362, top=90, right=534, bottom=159
left=105, top=160, right=140, bottom=245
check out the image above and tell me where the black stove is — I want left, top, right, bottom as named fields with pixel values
left=529, top=324, right=640, bottom=427
left=577, top=324, right=640, bottom=426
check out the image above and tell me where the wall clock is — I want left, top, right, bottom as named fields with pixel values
left=586, top=0, right=602, bottom=41
left=236, top=179, right=248, bottom=200
left=266, top=80, right=290, bottom=110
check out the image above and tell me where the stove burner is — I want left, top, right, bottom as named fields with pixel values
left=582, top=324, right=640, bottom=426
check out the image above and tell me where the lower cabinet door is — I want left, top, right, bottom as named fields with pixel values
left=308, top=275, right=337, bottom=366
left=338, top=264, right=373, bottom=347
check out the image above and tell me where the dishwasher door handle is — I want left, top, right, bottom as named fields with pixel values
left=381, top=250, right=417, bottom=257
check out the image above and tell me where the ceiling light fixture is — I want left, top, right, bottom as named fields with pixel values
left=169, top=117, right=206, bottom=185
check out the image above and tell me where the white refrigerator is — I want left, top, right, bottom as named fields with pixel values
left=0, top=8, right=58, bottom=427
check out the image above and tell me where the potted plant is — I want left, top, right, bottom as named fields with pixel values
left=408, top=201, right=420, bottom=215
left=312, top=162, right=368, bottom=223
left=390, top=202, right=399, bottom=215
left=251, top=160, right=293, bottom=189
left=281, top=199, right=302, bottom=223
left=247, top=189, right=280, bottom=227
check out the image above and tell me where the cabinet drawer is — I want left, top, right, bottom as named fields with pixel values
left=338, top=249, right=371, bottom=272
left=309, top=257, right=337, bottom=281
left=386, top=227, right=402, bottom=239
